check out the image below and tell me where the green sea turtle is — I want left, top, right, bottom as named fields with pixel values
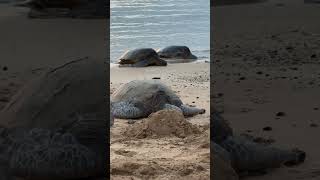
left=156, top=46, right=198, bottom=63
left=211, top=110, right=306, bottom=177
left=0, top=57, right=108, bottom=179
left=111, top=80, right=205, bottom=119
left=118, top=48, right=167, bottom=67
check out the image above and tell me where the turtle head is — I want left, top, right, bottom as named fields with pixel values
left=284, top=148, right=306, bottom=167
left=157, top=58, right=167, bottom=66
left=189, top=54, right=198, bottom=60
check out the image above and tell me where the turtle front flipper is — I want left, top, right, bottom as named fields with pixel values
left=8, top=129, right=102, bottom=179
left=220, top=137, right=306, bottom=173
left=111, top=101, right=147, bottom=119
left=179, top=104, right=205, bottom=117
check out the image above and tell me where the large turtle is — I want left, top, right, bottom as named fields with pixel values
left=111, top=80, right=205, bottom=119
left=156, top=46, right=198, bottom=63
left=118, top=48, right=167, bottom=67
left=0, top=57, right=108, bottom=179
left=211, top=109, right=306, bottom=177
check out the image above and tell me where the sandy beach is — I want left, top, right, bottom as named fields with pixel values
left=213, top=0, right=320, bottom=179
left=110, top=63, right=210, bottom=179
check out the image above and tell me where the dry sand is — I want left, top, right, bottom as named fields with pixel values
left=110, top=63, right=210, bottom=180
left=213, top=0, right=320, bottom=179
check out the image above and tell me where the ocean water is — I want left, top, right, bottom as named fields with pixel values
left=110, top=0, right=210, bottom=63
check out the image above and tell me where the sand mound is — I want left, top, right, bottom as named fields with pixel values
left=124, top=110, right=201, bottom=139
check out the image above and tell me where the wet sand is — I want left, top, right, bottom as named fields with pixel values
left=213, top=0, right=320, bottom=179
left=110, top=63, right=210, bottom=180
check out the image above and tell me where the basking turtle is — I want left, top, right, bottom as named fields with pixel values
left=211, top=110, right=306, bottom=176
left=111, top=80, right=205, bottom=119
left=0, top=57, right=108, bottom=179
left=156, top=46, right=197, bottom=63
left=118, top=48, right=167, bottom=67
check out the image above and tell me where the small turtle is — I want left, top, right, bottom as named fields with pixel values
left=211, top=110, right=306, bottom=176
left=111, top=80, right=205, bottom=119
left=118, top=48, right=167, bottom=67
left=157, top=46, right=197, bottom=63
left=0, top=57, right=108, bottom=179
